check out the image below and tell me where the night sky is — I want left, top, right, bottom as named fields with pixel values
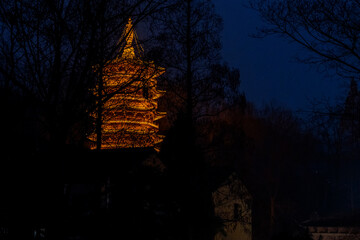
left=213, top=0, right=345, bottom=111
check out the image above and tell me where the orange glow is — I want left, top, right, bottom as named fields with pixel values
left=89, top=18, right=166, bottom=150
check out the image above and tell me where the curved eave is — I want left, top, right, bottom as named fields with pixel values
left=126, top=105, right=156, bottom=111
left=116, top=96, right=158, bottom=102
left=103, top=128, right=158, bottom=134
left=152, top=90, right=166, bottom=100
left=154, top=112, right=166, bottom=121
left=106, top=120, right=159, bottom=129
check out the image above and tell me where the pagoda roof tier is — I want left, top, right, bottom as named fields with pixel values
left=125, top=105, right=156, bottom=111
left=102, top=112, right=165, bottom=123
left=99, top=133, right=163, bottom=146
left=102, top=110, right=158, bottom=118
left=100, top=139, right=164, bottom=149
left=102, top=130, right=158, bottom=136
left=102, top=126, right=158, bottom=134
left=109, top=95, right=159, bottom=102
left=100, top=138, right=163, bottom=149
left=104, top=102, right=158, bottom=111
left=104, top=113, right=158, bottom=122
left=103, top=59, right=165, bottom=78
left=105, top=97, right=158, bottom=105
left=105, top=120, right=159, bottom=129
left=104, top=80, right=159, bottom=90
left=103, top=80, right=161, bottom=90
left=106, top=89, right=165, bottom=100
left=109, top=94, right=164, bottom=103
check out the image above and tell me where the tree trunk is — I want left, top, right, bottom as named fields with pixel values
left=96, top=77, right=103, bottom=150
left=95, top=0, right=107, bottom=150
left=186, top=0, right=193, bottom=123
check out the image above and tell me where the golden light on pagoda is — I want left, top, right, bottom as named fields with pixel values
left=89, top=18, right=166, bottom=151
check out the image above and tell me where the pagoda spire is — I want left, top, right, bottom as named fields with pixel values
left=121, top=18, right=136, bottom=59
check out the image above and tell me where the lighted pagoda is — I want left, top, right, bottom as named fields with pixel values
left=89, top=18, right=166, bottom=150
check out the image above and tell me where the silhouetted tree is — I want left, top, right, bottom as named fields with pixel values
left=203, top=101, right=328, bottom=240
left=341, top=78, right=360, bottom=145
left=251, top=0, right=360, bottom=79
left=251, top=0, right=360, bottom=216
left=0, top=1, right=171, bottom=239
left=147, top=1, right=242, bottom=238
left=0, top=0, right=168, bottom=150
left=148, top=0, right=240, bottom=125
left=306, top=79, right=360, bottom=213
left=340, top=79, right=360, bottom=212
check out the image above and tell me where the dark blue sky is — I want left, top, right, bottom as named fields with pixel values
left=213, top=0, right=344, bottom=111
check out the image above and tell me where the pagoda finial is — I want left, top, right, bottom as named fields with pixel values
left=121, top=18, right=136, bottom=59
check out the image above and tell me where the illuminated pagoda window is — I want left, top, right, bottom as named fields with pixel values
left=89, top=18, right=166, bottom=151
